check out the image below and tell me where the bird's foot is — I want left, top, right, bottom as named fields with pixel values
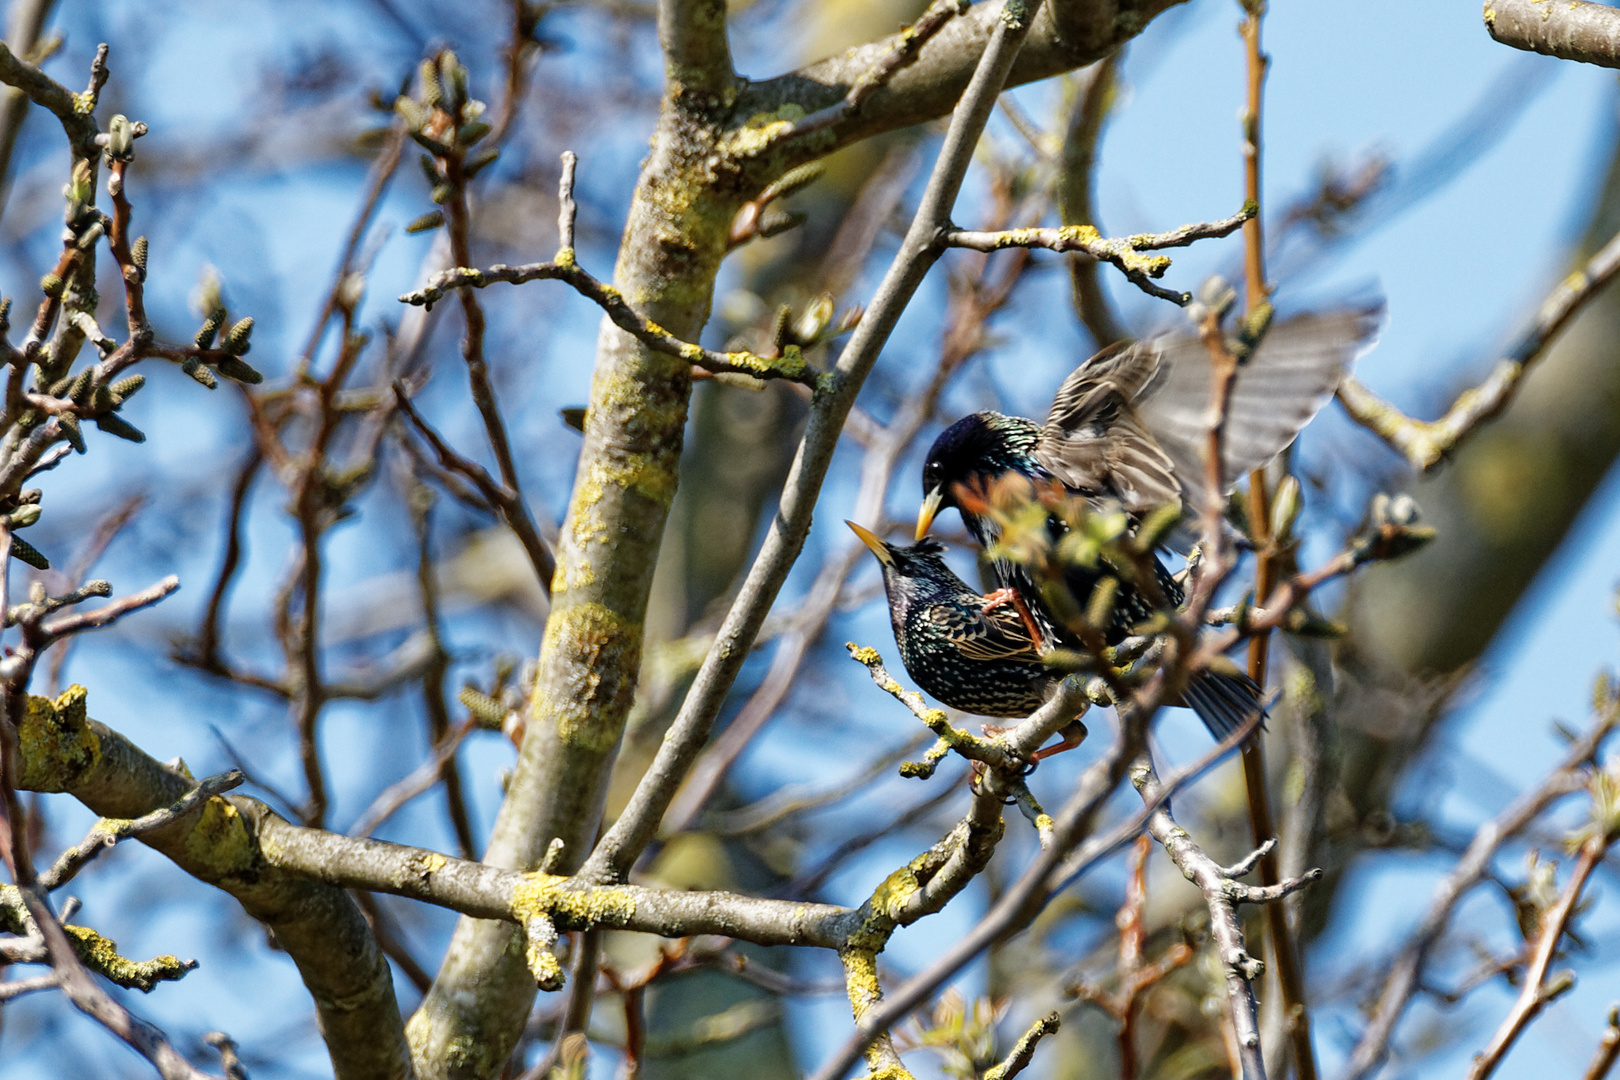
left=1029, top=718, right=1089, bottom=762
left=981, top=587, right=1049, bottom=653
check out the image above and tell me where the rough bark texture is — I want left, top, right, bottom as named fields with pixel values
left=16, top=692, right=412, bottom=1080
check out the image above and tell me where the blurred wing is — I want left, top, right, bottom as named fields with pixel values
left=1036, top=340, right=1181, bottom=514
left=1134, top=305, right=1384, bottom=511
left=929, top=602, right=1044, bottom=663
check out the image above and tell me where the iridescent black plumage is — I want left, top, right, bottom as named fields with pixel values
left=849, top=523, right=1057, bottom=718
left=917, top=309, right=1383, bottom=739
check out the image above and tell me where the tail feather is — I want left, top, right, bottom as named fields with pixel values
left=1179, top=669, right=1266, bottom=741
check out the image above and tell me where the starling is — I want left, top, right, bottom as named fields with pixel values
left=914, top=307, right=1382, bottom=738
left=848, top=521, right=1061, bottom=719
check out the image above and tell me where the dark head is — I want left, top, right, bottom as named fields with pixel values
left=917, top=412, right=1042, bottom=540
left=847, top=521, right=959, bottom=602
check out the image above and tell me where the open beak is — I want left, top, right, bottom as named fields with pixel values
left=915, top=487, right=943, bottom=541
left=846, top=520, right=893, bottom=566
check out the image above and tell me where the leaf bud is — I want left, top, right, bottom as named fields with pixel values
left=222, top=316, right=254, bottom=355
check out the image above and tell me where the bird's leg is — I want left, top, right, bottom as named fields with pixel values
left=982, top=587, right=1049, bottom=653
left=978, top=717, right=1088, bottom=768
left=1030, top=718, right=1089, bottom=762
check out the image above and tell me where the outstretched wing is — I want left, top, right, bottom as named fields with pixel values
left=1035, top=340, right=1182, bottom=515
left=1134, top=305, right=1383, bottom=513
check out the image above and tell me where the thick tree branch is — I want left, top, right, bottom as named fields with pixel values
left=739, top=0, right=1189, bottom=162
left=14, top=690, right=413, bottom=1080
left=1485, top=0, right=1620, bottom=69
left=658, top=0, right=734, bottom=99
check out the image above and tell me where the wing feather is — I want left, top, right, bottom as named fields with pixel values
left=928, top=603, right=1045, bottom=663
left=1135, top=305, right=1383, bottom=509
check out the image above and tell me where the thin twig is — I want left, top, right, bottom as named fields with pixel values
left=1341, top=701, right=1620, bottom=1080
left=1467, top=833, right=1609, bottom=1080
left=393, top=381, right=554, bottom=594
left=943, top=204, right=1254, bottom=305
left=1583, top=1005, right=1620, bottom=1080
left=39, top=769, right=244, bottom=890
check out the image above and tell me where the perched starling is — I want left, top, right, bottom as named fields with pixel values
left=848, top=521, right=1060, bottom=719
left=914, top=307, right=1382, bottom=739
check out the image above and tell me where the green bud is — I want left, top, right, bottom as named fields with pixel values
left=765, top=161, right=825, bottom=203
left=11, top=536, right=49, bottom=570
left=40, top=273, right=64, bottom=298
left=463, top=147, right=499, bottom=178
left=458, top=686, right=507, bottom=728
left=66, top=369, right=92, bottom=403
left=58, top=412, right=84, bottom=453
left=394, top=95, right=429, bottom=131
left=181, top=357, right=217, bottom=390
left=418, top=152, right=440, bottom=185
left=222, top=316, right=254, bottom=355
left=0, top=296, right=11, bottom=332
left=409, top=130, right=453, bottom=157
left=108, top=374, right=145, bottom=402
left=216, top=355, right=262, bottom=385
left=132, top=236, right=148, bottom=281
left=1133, top=502, right=1183, bottom=553
left=1085, top=575, right=1118, bottom=632
left=194, top=309, right=224, bottom=349
left=93, top=412, right=145, bottom=442
left=456, top=120, right=491, bottom=147
left=418, top=59, right=442, bottom=108
left=794, top=293, right=835, bottom=344
left=1269, top=474, right=1302, bottom=542
left=9, top=504, right=40, bottom=528
left=430, top=182, right=453, bottom=205
left=406, top=210, right=445, bottom=233
left=757, top=209, right=806, bottom=239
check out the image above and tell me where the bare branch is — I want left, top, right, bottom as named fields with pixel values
left=1341, top=701, right=1620, bottom=1080
left=1133, top=753, right=1321, bottom=1080
left=1583, top=1005, right=1620, bottom=1080
left=943, top=204, right=1254, bottom=305
left=784, top=0, right=970, bottom=139
left=393, top=381, right=555, bottom=593
left=39, top=769, right=245, bottom=890
left=34, top=574, right=177, bottom=641
left=1337, top=217, right=1620, bottom=470
left=984, top=1012, right=1061, bottom=1080
left=1485, top=0, right=1620, bottom=68
left=399, top=249, right=817, bottom=386
left=1467, top=832, right=1606, bottom=1079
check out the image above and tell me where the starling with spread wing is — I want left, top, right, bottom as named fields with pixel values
left=913, top=306, right=1382, bottom=739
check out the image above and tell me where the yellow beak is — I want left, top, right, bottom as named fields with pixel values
left=915, top=487, right=944, bottom=541
left=845, top=520, right=893, bottom=566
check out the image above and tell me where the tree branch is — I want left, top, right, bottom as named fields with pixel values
left=1485, top=0, right=1620, bottom=69
left=943, top=204, right=1254, bottom=306
left=658, top=0, right=733, bottom=99
left=1340, top=696, right=1620, bottom=1080
left=1337, top=215, right=1620, bottom=470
